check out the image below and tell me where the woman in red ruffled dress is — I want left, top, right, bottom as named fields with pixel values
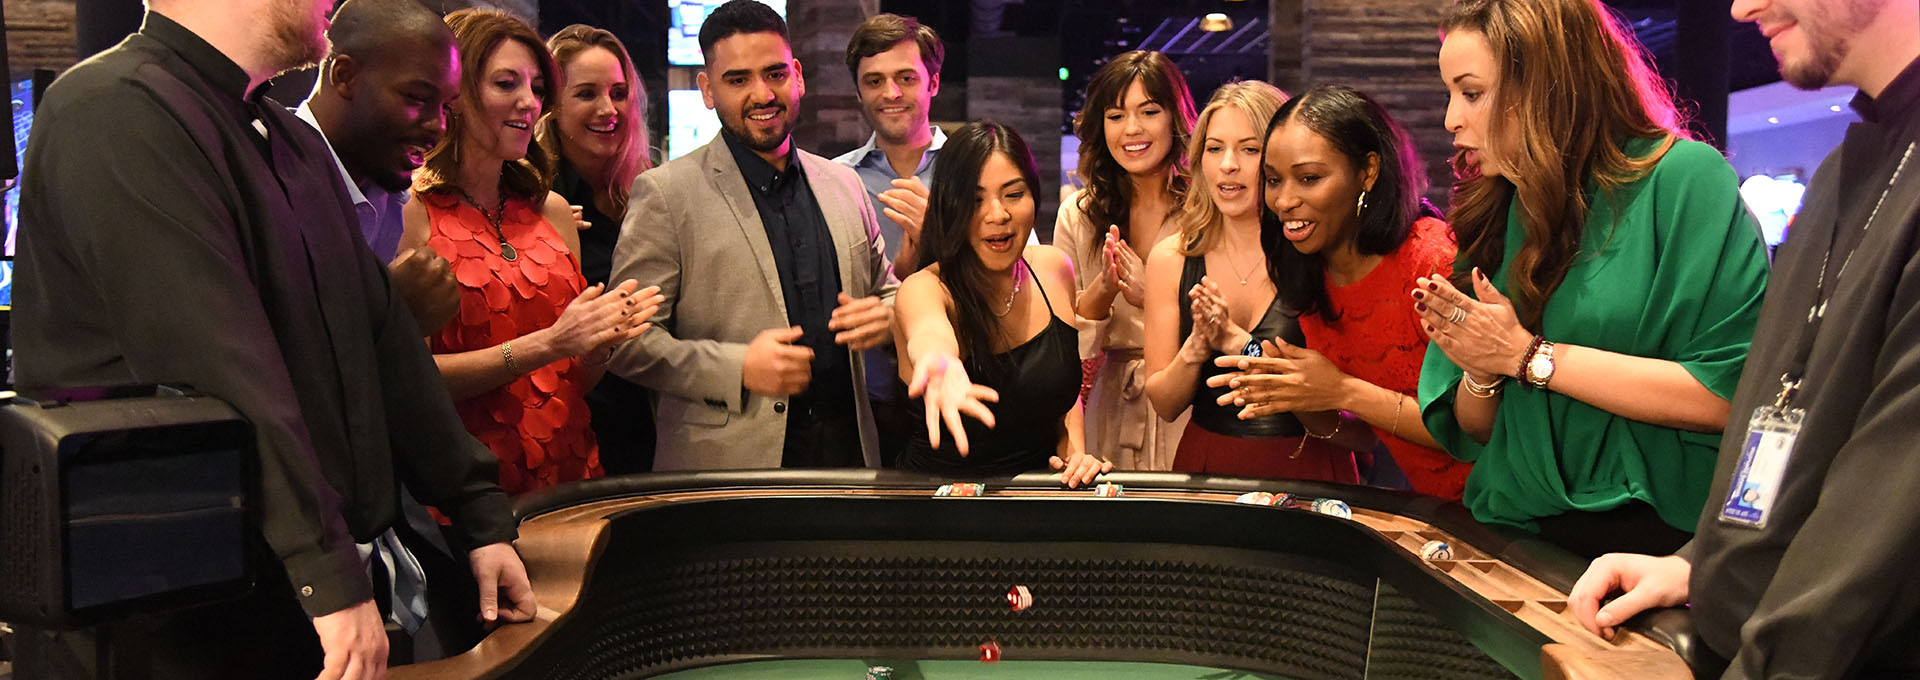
left=1210, top=85, right=1471, bottom=498
left=401, top=9, right=660, bottom=496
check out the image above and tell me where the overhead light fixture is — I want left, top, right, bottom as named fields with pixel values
left=1767, top=116, right=1780, bottom=124
left=1830, top=104, right=1844, bottom=112
left=1201, top=13, right=1232, bottom=32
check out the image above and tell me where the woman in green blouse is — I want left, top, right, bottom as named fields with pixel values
left=1414, top=0, right=1770, bottom=558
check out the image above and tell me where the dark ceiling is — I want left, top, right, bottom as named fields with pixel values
left=1606, top=2, right=1783, bottom=92
left=877, top=0, right=1781, bottom=134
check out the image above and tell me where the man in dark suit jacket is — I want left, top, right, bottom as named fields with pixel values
left=609, top=0, right=898, bottom=470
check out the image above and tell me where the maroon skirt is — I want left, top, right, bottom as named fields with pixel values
left=1170, top=422, right=1359, bottom=484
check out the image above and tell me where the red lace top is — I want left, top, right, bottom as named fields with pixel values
left=1299, top=217, right=1471, bottom=498
left=421, top=191, right=601, bottom=496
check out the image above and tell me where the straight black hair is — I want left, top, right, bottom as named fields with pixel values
left=698, top=0, right=789, bottom=61
left=922, top=121, right=1043, bottom=379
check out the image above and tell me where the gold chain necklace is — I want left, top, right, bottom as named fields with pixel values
left=1219, top=234, right=1264, bottom=285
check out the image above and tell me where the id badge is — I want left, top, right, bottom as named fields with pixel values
left=1718, top=405, right=1804, bottom=528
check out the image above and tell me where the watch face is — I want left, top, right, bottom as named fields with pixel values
left=1528, top=349, right=1554, bottom=383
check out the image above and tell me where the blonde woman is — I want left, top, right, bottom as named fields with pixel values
left=538, top=24, right=660, bottom=474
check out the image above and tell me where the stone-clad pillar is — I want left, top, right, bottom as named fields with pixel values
left=1268, top=0, right=1305, bottom=94
left=969, top=36, right=1062, bottom=242
left=1289, top=0, right=1453, bottom=206
left=787, top=0, right=879, bottom=159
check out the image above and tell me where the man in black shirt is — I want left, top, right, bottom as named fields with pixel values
left=13, top=0, right=534, bottom=677
left=608, top=0, right=898, bottom=470
left=1571, top=0, right=1920, bottom=676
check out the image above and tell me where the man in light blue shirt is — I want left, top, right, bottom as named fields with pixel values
left=291, top=0, right=472, bottom=662
left=832, top=13, right=951, bottom=465
left=832, top=13, right=950, bottom=278
left=296, top=0, right=461, bottom=336
left=296, top=103, right=412, bottom=261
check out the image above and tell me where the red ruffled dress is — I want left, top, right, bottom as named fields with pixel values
left=1298, top=216, right=1472, bottom=498
left=420, top=191, right=602, bottom=496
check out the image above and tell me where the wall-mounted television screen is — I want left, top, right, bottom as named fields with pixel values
left=6, top=76, right=33, bottom=256
left=667, top=0, right=788, bottom=67
left=666, top=89, right=721, bottom=161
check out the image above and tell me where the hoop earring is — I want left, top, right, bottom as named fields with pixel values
left=1355, top=190, right=1368, bottom=217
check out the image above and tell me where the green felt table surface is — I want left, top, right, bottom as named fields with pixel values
left=649, top=659, right=1293, bottom=679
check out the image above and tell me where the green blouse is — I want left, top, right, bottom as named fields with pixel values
left=1417, top=137, right=1770, bottom=532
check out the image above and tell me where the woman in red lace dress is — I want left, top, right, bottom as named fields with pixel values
left=401, top=9, right=659, bottom=496
left=1212, top=85, right=1472, bottom=498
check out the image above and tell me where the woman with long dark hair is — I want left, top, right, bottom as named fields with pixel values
left=893, top=122, right=1110, bottom=485
left=538, top=24, right=659, bottom=475
left=1056, top=50, right=1199, bottom=471
left=401, top=9, right=659, bottom=496
left=1211, top=85, right=1472, bottom=498
left=1415, top=0, right=1769, bottom=556
left=1141, top=81, right=1363, bottom=482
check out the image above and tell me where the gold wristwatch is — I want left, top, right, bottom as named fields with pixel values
left=1524, top=340, right=1557, bottom=389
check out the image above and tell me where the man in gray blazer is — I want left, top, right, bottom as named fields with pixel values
left=609, top=0, right=898, bottom=470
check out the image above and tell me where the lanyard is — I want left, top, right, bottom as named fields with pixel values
left=1775, top=141, right=1917, bottom=410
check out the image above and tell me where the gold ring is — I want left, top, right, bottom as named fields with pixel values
left=1449, top=307, right=1467, bottom=324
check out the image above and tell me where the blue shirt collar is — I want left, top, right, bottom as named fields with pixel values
left=846, top=126, right=946, bottom=176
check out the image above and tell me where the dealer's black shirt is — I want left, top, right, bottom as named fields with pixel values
left=1684, top=55, right=1920, bottom=678
left=14, top=12, right=515, bottom=617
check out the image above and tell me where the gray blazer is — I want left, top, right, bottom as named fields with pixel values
left=608, top=138, right=899, bottom=470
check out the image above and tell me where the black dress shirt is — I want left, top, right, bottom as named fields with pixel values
left=720, top=131, right=859, bottom=412
left=554, top=160, right=621, bottom=286
left=1683, top=55, right=1920, bottom=677
left=13, top=12, right=514, bottom=618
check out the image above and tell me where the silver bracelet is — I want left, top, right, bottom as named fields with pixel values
left=1461, top=371, right=1505, bottom=398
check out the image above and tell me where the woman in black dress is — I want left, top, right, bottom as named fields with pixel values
left=892, top=122, right=1111, bottom=486
left=537, top=25, right=657, bottom=474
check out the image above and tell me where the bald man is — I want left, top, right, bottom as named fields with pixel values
left=13, top=0, right=535, bottom=677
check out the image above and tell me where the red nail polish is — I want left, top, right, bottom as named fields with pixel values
left=1427, top=282, right=1438, bottom=291
left=1416, top=302, right=1428, bottom=312
left=1412, top=290, right=1425, bottom=300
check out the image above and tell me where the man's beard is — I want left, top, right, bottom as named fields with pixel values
left=724, top=106, right=797, bottom=154
left=1780, top=0, right=1878, bottom=89
left=260, top=0, right=329, bottom=76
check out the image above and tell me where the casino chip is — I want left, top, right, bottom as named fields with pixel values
left=1419, top=540, right=1454, bottom=561
left=1311, top=498, right=1352, bottom=518
left=866, top=665, right=894, bottom=680
left=1007, top=585, right=1033, bottom=611
left=935, top=483, right=985, bottom=497
left=979, top=640, right=1003, bottom=662
left=1092, top=482, right=1124, bottom=497
left=1234, top=491, right=1294, bottom=507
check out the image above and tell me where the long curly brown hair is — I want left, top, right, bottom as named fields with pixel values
left=1442, top=0, right=1688, bottom=330
left=1070, top=51, right=1198, bottom=248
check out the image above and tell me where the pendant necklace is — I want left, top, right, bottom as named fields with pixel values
left=1222, top=235, right=1264, bottom=285
left=992, top=262, right=1027, bottom=317
left=456, top=185, right=517, bottom=262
